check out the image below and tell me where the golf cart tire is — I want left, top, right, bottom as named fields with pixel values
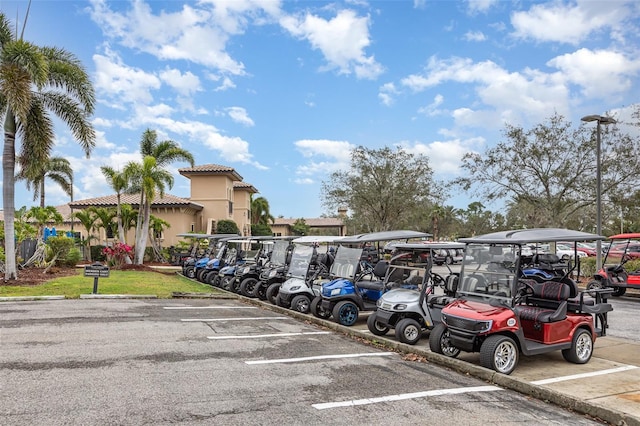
left=291, top=295, right=311, bottom=313
left=185, top=266, right=195, bottom=279
left=220, top=276, right=232, bottom=291
left=562, top=328, right=593, bottom=364
left=275, top=294, right=287, bottom=307
left=253, top=284, right=267, bottom=300
left=429, top=323, right=461, bottom=358
left=480, top=335, right=519, bottom=375
left=395, top=318, right=422, bottom=345
left=239, top=278, right=258, bottom=297
left=266, top=283, right=280, bottom=304
left=310, top=296, right=331, bottom=319
left=332, top=300, right=359, bottom=326
left=612, top=286, right=627, bottom=297
left=367, top=312, right=390, bottom=336
left=586, top=280, right=604, bottom=298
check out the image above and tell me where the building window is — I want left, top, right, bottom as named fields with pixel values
left=106, top=225, right=114, bottom=239
left=191, top=223, right=195, bottom=232
left=228, top=201, right=233, bottom=215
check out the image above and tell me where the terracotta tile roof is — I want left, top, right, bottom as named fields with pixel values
left=69, top=193, right=204, bottom=210
left=273, top=217, right=344, bottom=227
left=179, top=164, right=243, bottom=181
left=233, top=181, right=258, bottom=193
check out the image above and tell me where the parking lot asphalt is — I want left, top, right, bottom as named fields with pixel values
left=231, top=293, right=640, bottom=426
left=3, top=288, right=639, bottom=426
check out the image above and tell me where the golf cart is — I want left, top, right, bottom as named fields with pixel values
left=431, top=228, right=613, bottom=375
left=587, top=233, right=640, bottom=297
left=368, top=242, right=464, bottom=347
left=179, top=234, right=239, bottom=279
left=312, top=230, right=430, bottom=326
left=251, top=238, right=295, bottom=301
left=276, top=236, right=339, bottom=313
left=234, top=237, right=276, bottom=296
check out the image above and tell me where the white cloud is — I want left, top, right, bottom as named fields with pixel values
left=547, top=48, right=640, bottom=99
left=463, top=31, right=487, bottom=42
left=93, top=51, right=161, bottom=105
left=399, top=138, right=485, bottom=176
left=418, top=94, right=445, bottom=117
left=280, top=9, right=384, bottom=79
left=510, top=0, right=633, bottom=45
left=89, top=0, right=282, bottom=75
left=378, top=82, right=398, bottom=106
left=467, top=0, right=499, bottom=14
left=293, top=139, right=355, bottom=182
left=159, top=68, right=201, bottom=96
left=226, top=107, right=255, bottom=127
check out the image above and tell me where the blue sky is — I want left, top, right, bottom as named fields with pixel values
left=2, top=0, right=639, bottom=219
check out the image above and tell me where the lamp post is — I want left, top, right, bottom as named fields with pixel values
left=581, top=114, right=616, bottom=271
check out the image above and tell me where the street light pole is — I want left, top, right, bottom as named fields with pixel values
left=581, top=114, right=616, bottom=271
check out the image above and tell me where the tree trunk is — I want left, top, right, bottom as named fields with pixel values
left=134, top=193, right=146, bottom=264
left=3, top=111, right=18, bottom=280
left=135, top=201, right=151, bottom=264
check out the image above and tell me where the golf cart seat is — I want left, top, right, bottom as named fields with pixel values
left=515, top=281, right=569, bottom=323
left=428, top=274, right=458, bottom=308
left=356, top=261, right=388, bottom=291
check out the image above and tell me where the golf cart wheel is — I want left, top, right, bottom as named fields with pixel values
left=266, top=283, right=280, bottom=304
left=291, top=295, right=311, bottom=313
left=395, top=318, right=422, bottom=345
left=184, top=266, right=195, bottom=279
left=612, top=287, right=627, bottom=297
left=332, top=301, right=359, bottom=326
left=480, top=335, right=519, bottom=375
left=586, top=280, right=604, bottom=298
left=239, top=278, right=258, bottom=297
left=429, top=323, right=460, bottom=358
left=275, top=294, right=287, bottom=307
left=310, top=296, right=331, bottom=319
left=220, top=276, right=232, bottom=291
left=196, top=269, right=206, bottom=282
left=562, top=328, right=593, bottom=364
left=367, top=312, right=390, bottom=336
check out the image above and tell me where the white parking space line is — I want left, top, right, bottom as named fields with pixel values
left=163, top=306, right=257, bottom=310
left=245, top=352, right=395, bottom=365
left=208, top=331, right=331, bottom=340
left=530, top=365, right=639, bottom=385
left=181, top=317, right=291, bottom=322
left=312, top=385, right=503, bottom=410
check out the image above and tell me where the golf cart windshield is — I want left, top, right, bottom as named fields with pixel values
left=330, top=246, right=363, bottom=280
left=287, top=245, right=315, bottom=278
left=270, top=240, right=289, bottom=265
left=459, top=243, right=519, bottom=304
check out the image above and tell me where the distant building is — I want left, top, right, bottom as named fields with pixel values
left=1, top=163, right=345, bottom=247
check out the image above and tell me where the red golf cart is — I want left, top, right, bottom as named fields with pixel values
left=430, top=228, right=613, bottom=375
left=587, top=233, right=640, bottom=297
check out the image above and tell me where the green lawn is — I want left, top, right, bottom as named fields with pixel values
left=0, top=270, right=223, bottom=299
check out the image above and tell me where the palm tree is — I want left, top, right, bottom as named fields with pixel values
left=17, top=156, right=73, bottom=208
left=1, top=13, right=95, bottom=280
left=73, top=209, right=98, bottom=262
left=124, top=156, right=174, bottom=264
left=89, top=206, right=116, bottom=245
left=125, top=129, right=193, bottom=264
left=100, top=166, right=128, bottom=243
left=119, top=204, right=138, bottom=244
left=148, top=215, right=170, bottom=262
left=21, top=206, right=64, bottom=267
left=251, top=196, right=274, bottom=225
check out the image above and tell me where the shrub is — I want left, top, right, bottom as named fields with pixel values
left=216, top=219, right=239, bottom=234
left=102, top=242, right=133, bottom=269
left=45, top=236, right=75, bottom=267
left=62, top=247, right=82, bottom=267
left=91, top=245, right=107, bottom=262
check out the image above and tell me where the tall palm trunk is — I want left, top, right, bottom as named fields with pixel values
left=3, top=111, right=18, bottom=280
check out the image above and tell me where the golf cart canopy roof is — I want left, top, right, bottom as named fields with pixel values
left=607, top=233, right=640, bottom=240
left=340, top=230, right=430, bottom=244
left=176, top=233, right=240, bottom=240
left=292, top=235, right=344, bottom=244
left=391, top=242, right=465, bottom=251
left=459, top=228, right=604, bottom=244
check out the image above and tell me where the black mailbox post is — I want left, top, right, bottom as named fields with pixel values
left=84, top=262, right=110, bottom=294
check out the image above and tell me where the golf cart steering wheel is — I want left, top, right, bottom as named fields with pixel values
left=515, top=280, right=535, bottom=304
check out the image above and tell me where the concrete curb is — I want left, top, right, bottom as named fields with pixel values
left=79, top=294, right=157, bottom=299
left=0, top=295, right=66, bottom=302
left=235, top=292, right=639, bottom=426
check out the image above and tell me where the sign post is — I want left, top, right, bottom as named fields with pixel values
left=84, top=263, right=110, bottom=294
